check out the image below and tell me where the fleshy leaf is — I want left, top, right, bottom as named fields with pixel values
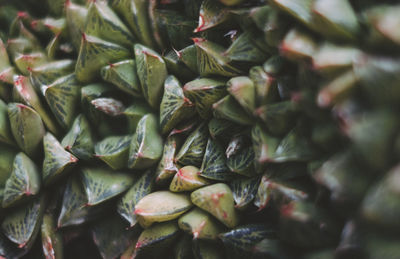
left=92, top=215, right=137, bottom=259
left=191, top=183, right=239, bottom=228
left=213, top=95, right=253, bottom=125
left=227, top=76, right=256, bottom=114
left=155, top=135, right=180, bottom=185
left=178, top=44, right=198, bottom=73
left=85, top=1, right=135, bottom=48
left=176, top=122, right=209, bottom=167
left=13, top=75, right=60, bottom=136
left=195, top=38, right=243, bottom=77
left=135, top=191, right=192, bottom=228
left=227, top=146, right=256, bottom=177
left=30, top=59, right=75, bottom=89
left=95, top=135, right=131, bottom=170
left=42, top=132, right=78, bottom=186
left=134, top=222, right=180, bottom=258
left=195, top=0, right=231, bottom=32
left=81, top=167, right=134, bottom=206
left=75, top=34, right=130, bottom=83
left=224, top=32, right=269, bottom=63
left=57, top=175, right=103, bottom=228
left=2, top=196, right=45, bottom=248
left=134, top=44, right=167, bottom=109
left=91, top=97, right=125, bottom=116
left=160, top=75, right=195, bottom=135
left=170, top=165, right=210, bottom=192
left=183, top=77, right=227, bottom=119
left=2, top=152, right=40, bottom=208
left=249, top=66, right=278, bottom=106
left=251, top=124, right=280, bottom=167
left=0, top=145, right=17, bottom=187
left=14, top=52, right=47, bottom=76
left=128, top=114, right=163, bottom=169
left=41, top=213, right=63, bottom=259
left=44, top=73, right=81, bottom=130
left=178, top=207, right=225, bottom=240
left=312, top=0, right=359, bottom=41
left=65, top=0, right=88, bottom=50
left=8, top=103, right=45, bottom=157
left=255, top=101, right=297, bottom=136
left=199, top=138, right=233, bottom=181
left=101, top=59, right=142, bottom=97
left=61, top=114, right=94, bottom=160
left=0, top=99, right=14, bottom=145
left=123, top=100, right=152, bottom=133
left=117, top=170, right=154, bottom=227
left=230, top=177, right=260, bottom=210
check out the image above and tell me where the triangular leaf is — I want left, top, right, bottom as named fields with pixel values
left=155, top=135, right=180, bottom=185
left=95, top=135, right=131, bottom=170
left=169, top=166, right=210, bottom=192
left=200, top=138, right=233, bottom=181
left=2, top=152, right=40, bottom=208
left=43, top=132, right=78, bottom=186
left=81, top=167, right=134, bottom=206
left=176, top=122, right=208, bottom=167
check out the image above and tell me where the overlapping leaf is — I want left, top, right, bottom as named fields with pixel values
left=95, top=135, right=131, bottom=170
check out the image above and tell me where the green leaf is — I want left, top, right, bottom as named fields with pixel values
left=200, top=138, right=233, bottom=181
left=177, top=44, right=198, bottom=73
left=227, top=146, right=255, bottom=177
left=101, top=59, right=142, bottom=97
left=176, top=122, right=209, bottom=167
left=61, top=114, right=94, bottom=160
left=2, top=152, right=40, bottom=208
left=174, top=235, right=195, bottom=259
left=230, top=177, right=260, bottom=210
left=160, top=75, right=195, bottom=135
left=81, top=167, right=134, bottom=206
left=14, top=52, right=47, bottom=76
left=251, top=124, right=280, bottom=167
left=95, top=135, right=131, bottom=170
left=0, top=144, right=17, bottom=187
left=65, top=0, right=88, bottom=51
left=41, top=213, right=63, bottom=259
left=163, top=50, right=197, bottom=82
left=195, top=38, right=243, bottom=77
left=135, top=222, right=180, bottom=258
left=281, top=28, right=317, bottom=61
left=30, top=59, right=75, bottom=89
left=183, top=78, right=227, bottom=119
left=58, top=175, right=104, bottom=228
left=2, top=196, right=45, bottom=248
left=208, top=118, right=244, bottom=142
left=178, top=207, right=225, bottom=240
left=224, top=32, right=268, bottom=63
left=312, top=0, right=359, bottom=41
left=43, top=132, right=78, bottom=186
left=274, top=126, right=318, bottom=162
left=85, top=1, right=135, bottom=48
left=123, top=100, right=152, bottom=133
left=155, top=135, right=180, bottom=185
left=117, top=170, right=154, bottom=227
left=13, top=75, right=61, bottom=136
left=255, top=101, right=297, bottom=136
left=270, top=0, right=315, bottom=30
left=194, top=0, right=231, bottom=32
left=44, top=73, right=81, bottom=130
left=227, top=76, right=256, bottom=114
left=279, top=200, right=341, bottom=247
left=91, top=97, right=125, bottom=116
left=219, top=224, right=276, bottom=255
left=135, top=191, right=192, bottom=228
left=75, top=34, right=130, bottom=83
left=128, top=114, right=163, bottom=169
left=0, top=99, right=14, bottom=145
left=8, top=103, right=45, bottom=158
left=92, top=215, right=137, bottom=259
left=213, top=95, right=253, bottom=125
left=112, top=0, right=157, bottom=50
left=134, top=44, right=167, bottom=109
left=170, top=165, right=210, bottom=192
left=191, top=183, right=239, bottom=228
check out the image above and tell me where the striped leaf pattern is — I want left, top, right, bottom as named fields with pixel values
left=200, top=138, right=233, bottom=181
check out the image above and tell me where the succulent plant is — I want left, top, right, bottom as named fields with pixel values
left=0, top=0, right=400, bottom=258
